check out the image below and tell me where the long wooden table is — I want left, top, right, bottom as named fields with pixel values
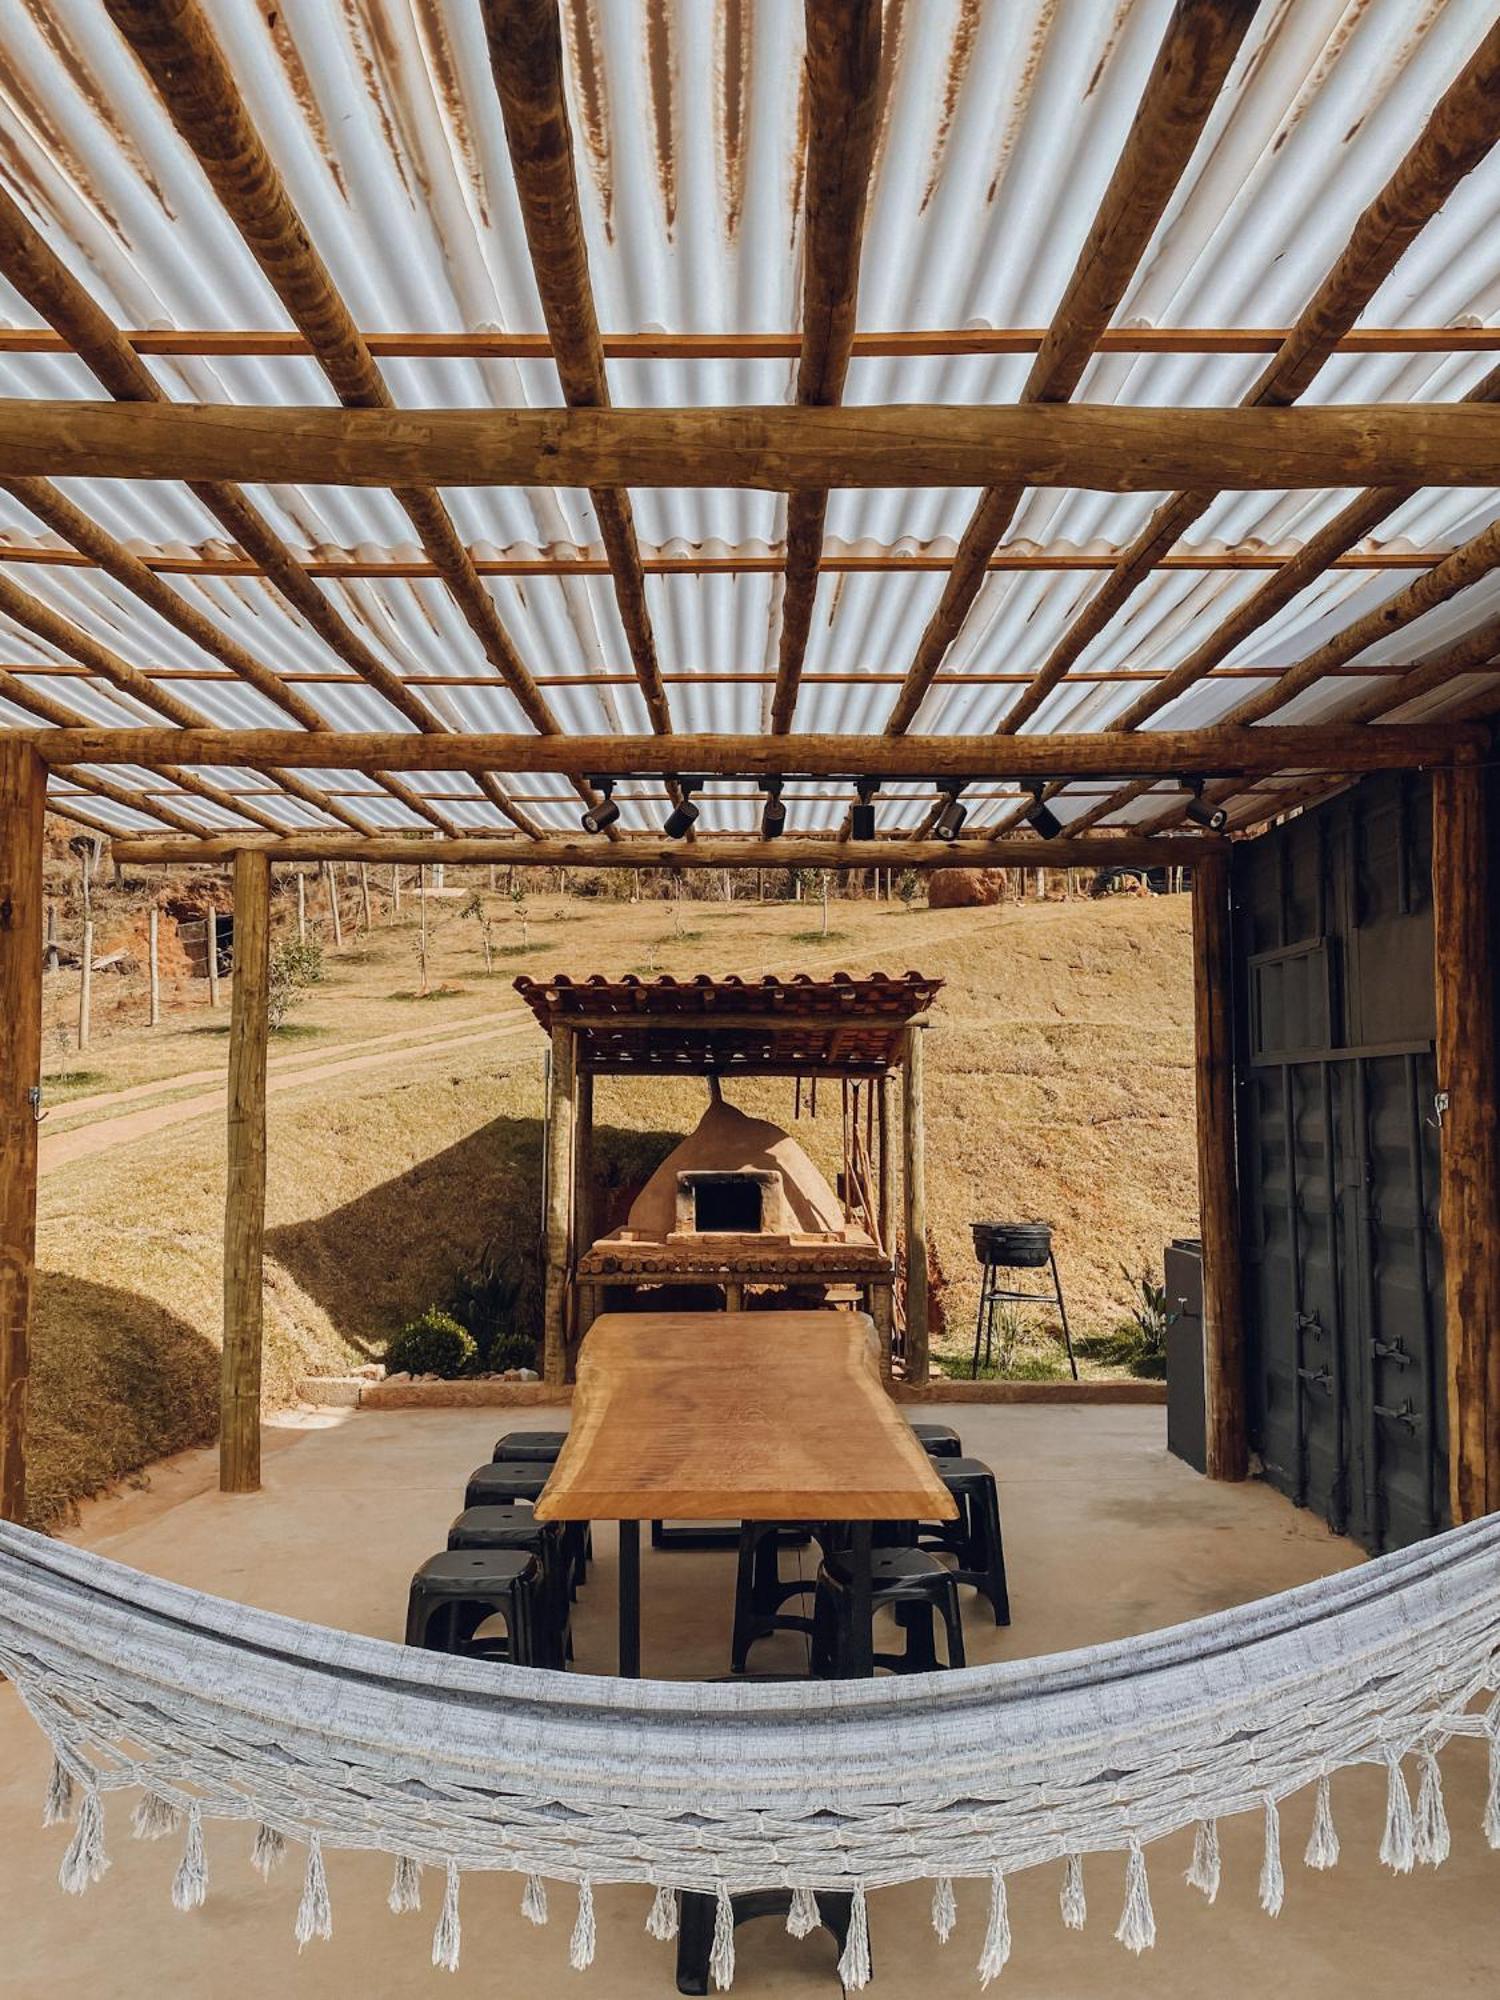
left=534, top=1310, right=956, bottom=1676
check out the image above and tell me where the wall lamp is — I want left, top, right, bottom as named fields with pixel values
left=662, top=778, right=701, bottom=840
left=760, top=777, right=787, bottom=839
left=579, top=777, right=620, bottom=834
left=933, top=781, right=968, bottom=842
left=850, top=777, right=880, bottom=842
left=1179, top=778, right=1228, bottom=832
left=1021, top=781, right=1063, bottom=840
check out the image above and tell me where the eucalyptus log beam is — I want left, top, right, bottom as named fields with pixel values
left=109, top=833, right=1222, bottom=871
left=885, top=0, right=1260, bottom=736
left=35, top=724, right=1482, bottom=779
left=771, top=0, right=884, bottom=734
left=0, top=737, right=44, bottom=1521
left=221, top=847, right=271, bottom=1494
left=483, top=0, right=671, bottom=740
left=2, top=401, right=1499, bottom=491
left=1192, top=850, right=1246, bottom=1481
left=902, top=1024, right=929, bottom=1386
left=1433, top=763, right=1500, bottom=1523
left=543, top=1024, right=576, bottom=1387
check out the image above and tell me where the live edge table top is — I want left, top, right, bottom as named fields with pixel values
left=533, top=1310, right=957, bottom=1524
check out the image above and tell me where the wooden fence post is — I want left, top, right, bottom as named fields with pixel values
left=542, top=1025, right=576, bottom=1386
left=148, top=905, right=161, bottom=1026
left=0, top=738, right=45, bottom=1520
left=360, top=862, right=373, bottom=931
left=324, top=860, right=343, bottom=947
left=1433, top=762, right=1500, bottom=1522
left=903, top=1023, right=929, bottom=1385
left=1192, top=850, right=1248, bottom=1480
left=221, top=849, right=271, bottom=1493
left=206, top=903, right=221, bottom=1008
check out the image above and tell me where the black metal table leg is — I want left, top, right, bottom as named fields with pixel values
left=844, top=1521, right=874, bottom=1678
left=618, top=1517, right=641, bottom=1677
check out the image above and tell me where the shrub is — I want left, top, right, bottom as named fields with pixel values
left=386, top=1309, right=477, bottom=1379
left=443, top=1243, right=543, bottom=1368
left=268, top=934, right=325, bottom=1031
left=488, top=1332, right=539, bottom=1374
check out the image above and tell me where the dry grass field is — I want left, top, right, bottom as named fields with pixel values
left=28, top=868, right=1197, bottom=1526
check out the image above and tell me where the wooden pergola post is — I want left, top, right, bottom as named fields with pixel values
left=1192, top=850, right=1248, bottom=1480
left=542, top=1023, right=576, bottom=1386
left=877, top=1070, right=896, bottom=1251
left=573, top=1066, right=595, bottom=1342
left=221, top=849, right=271, bottom=1493
left=1433, top=761, right=1500, bottom=1523
left=903, top=1023, right=930, bottom=1385
left=0, top=738, right=45, bottom=1521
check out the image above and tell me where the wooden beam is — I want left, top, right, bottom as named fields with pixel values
left=482, top=0, right=672, bottom=740
left=1192, top=849, right=1246, bottom=1481
left=221, top=848, right=271, bottom=1492
left=771, top=0, right=884, bottom=734
left=543, top=1023, right=576, bottom=1386
left=0, top=737, right=44, bottom=1520
left=33, top=723, right=1483, bottom=778
left=1433, top=763, right=1500, bottom=1523
left=884, top=0, right=1260, bottom=736
left=111, top=833, right=1223, bottom=869
left=902, top=1023, right=929, bottom=1386
left=4, top=326, right=1500, bottom=360
left=0, top=541, right=1463, bottom=579
left=995, top=18, right=1500, bottom=739
left=9, top=399, right=1499, bottom=490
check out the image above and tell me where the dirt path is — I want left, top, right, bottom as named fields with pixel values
left=39, top=906, right=1008, bottom=1175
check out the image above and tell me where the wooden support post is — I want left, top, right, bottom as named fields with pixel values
left=0, top=738, right=44, bottom=1521
left=78, top=912, right=92, bottom=1052
left=903, top=1023, right=930, bottom=1385
left=359, top=861, right=372, bottom=931
left=1433, top=763, right=1500, bottom=1523
left=206, top=904, right=221, bottom=1007
left=542, top=1024, right=576, bottom=1387
left=1192, top=850, right=1247, bottom=1480
left=296, top=868, right=306, bottom=942
left=148, top=904, right=160, bottom=1025
left=573, top=1068, right=594, bottom=1347
left=221, top=849, right=271, bottom=1493
left=324, top=859, right=343, bottom=947
left=391, top=864, right=401, bottom=914
left=878, top=1070, right=896, bottom=1253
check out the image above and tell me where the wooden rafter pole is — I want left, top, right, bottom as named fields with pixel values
left=482, top=0, right=671, bottom=740
left=8, top=399, right=1499, bottom=491
left=1433, top=762, right=1500, bottom=1522
left=993, top=18, right=1500, bottom=745
left=1192, top=848, right=1247, bottom=1481
left=883, top=0, right=1261, bottom=739
left=0, top=184, right=493, bottom=841
left=0, top=736, right=44, bottom=1521
left=111, top=832, right=1226, bottom=869
left=105, top=0, right=574, bottom=832
left=770, top=0, right=883, bottom=735
left=29, top=723, right=1481, bottom=778
left=221, top=848, right=271, bottom=1493
left=902, top=1023, right=929, bottom=1386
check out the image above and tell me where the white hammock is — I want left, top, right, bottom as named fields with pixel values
left=3, top=1513, right=1500, bottom=1988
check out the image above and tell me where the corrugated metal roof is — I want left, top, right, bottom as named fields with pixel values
left=1, top=0, right=1498, bottom=837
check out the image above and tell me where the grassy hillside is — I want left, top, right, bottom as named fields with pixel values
left=28, top=876, right=1196, bottom=1525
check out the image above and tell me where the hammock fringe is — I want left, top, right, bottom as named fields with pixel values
left=786, top=1886, right=819, bottom=1939
left=1380, top=1755, right=1416, bottom=1874
left=521, top=1872, right=549, bottom=1926
left=432, top=1863, right=461, bottom=1973
left=571, top=1877, right=597, bottom=1972
left=838, top=1882, right=872, bottom=1990
left=1186, top=1818, right=1220, bottom=1901
left=1305, top=1775, right=1339, bottom=1870
left=1115, top=1842, right=1155, bottom=1954
left=930, top=1875, right=957, bottom=1943
left=388, top=1854, right=421, bottom=1914
left=59, top=1788, right=108, bottom=1896
left=42, top=1754, right=75, bottom=1829
left=1415, top=1748, right=1451, bottom=1867
left=1259, top=1797, right=1284, bottom=1916
left=295, top=1835, right=332, bottom=1948
left=977, top=1869, right=1010, bottom=1987
left=1060, top=1852, right=1087, bottom=1930
left=131, top=1792, right=180, bottom=1842
left=647, top=1884, right=680, bottom=1940
left=170, top=1804, right=206, bottom=1912
left=252, top=1822, right=287, bottom=1878
left=709, top=1881, right=735, bottom=1990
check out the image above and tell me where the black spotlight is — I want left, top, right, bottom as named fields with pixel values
left=933, top=782, right=967, bottom=842
left=580, top=777, right=620, bottom=834
left=1180, top=778, right=1228, bottom=832
left=850, top=776, right=880, bottom=842
left=1021, top=781, right=1064, bottom=841
left=760, top=778, right=787, bottom=839
left=662, top=779, right=700, bottom=840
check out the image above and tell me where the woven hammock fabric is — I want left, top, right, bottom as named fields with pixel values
left=3, top=1515, right=1500, bottom=1986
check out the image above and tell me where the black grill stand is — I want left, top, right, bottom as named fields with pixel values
left=970, top=1245, right=1079, bottom=1381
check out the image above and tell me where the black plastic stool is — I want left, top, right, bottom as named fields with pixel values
left=811, top=1546, right=966, bottom=1676
left=675, top=1889, right=857, bottom=1996
left=729, top=1523, right=817, bottom=1671
left=918, top=1457, right=1010, bottom=1625
left=404, top=1548, right=544, bottom=1663
left=447, top=1506, right=570, bottom=1667
left=465, top=1462, right=589, bottom=1594
left=492, top=1431, right=567, bottom=1463
left=910, top=1422, right=963, bottom=1458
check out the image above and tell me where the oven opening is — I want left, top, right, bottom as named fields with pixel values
left=692, top=1175, right=764, bottom=1233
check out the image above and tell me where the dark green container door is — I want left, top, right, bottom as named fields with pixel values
left=1232, top=774, right=1445, bottom=1553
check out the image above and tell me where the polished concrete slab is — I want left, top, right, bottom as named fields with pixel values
left=1, top=1405, right=1493, bottom=1998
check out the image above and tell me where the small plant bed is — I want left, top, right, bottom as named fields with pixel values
left=40, top=1069, right=108, bottom=1099
left=790, top=929, right=850, bottom=945
left=496, top=943, right=544, bottom=959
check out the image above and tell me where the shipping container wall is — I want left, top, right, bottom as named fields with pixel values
left=1231, top=773, right=1445, bottom=1553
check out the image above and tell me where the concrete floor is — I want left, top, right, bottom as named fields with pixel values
left=2, top=1403, right=1494, bottom=1997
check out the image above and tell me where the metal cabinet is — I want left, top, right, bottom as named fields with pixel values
left=1232, top=774, right=1445, bottom=1552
